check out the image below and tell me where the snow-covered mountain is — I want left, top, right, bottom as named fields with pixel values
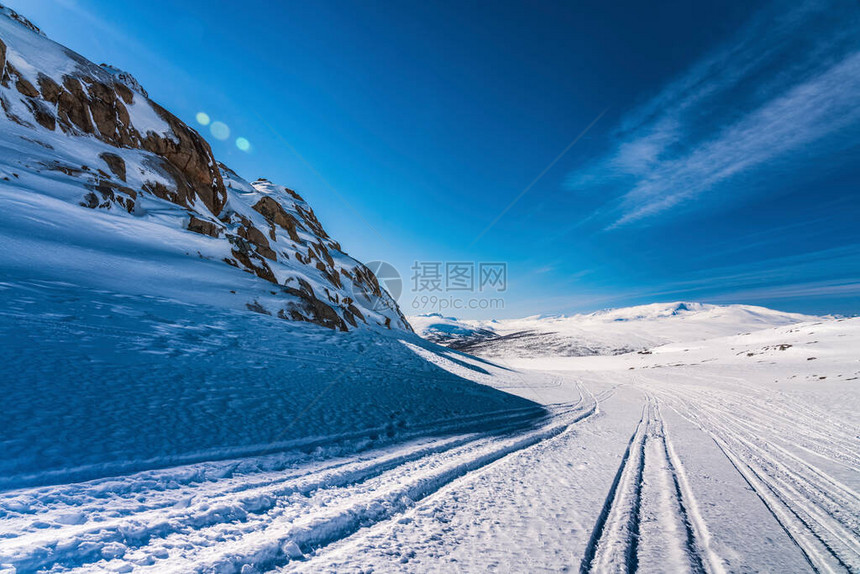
left=410, top=302, right=819, bottom=358
left=0, top=5, right=408, bottom=331
left=0, top=5, right=546, bottom=494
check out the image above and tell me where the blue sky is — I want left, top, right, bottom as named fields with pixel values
left=9, top=0, right=859, bottom=317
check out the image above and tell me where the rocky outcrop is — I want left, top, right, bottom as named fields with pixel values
left=99, top=152, right=126, bottom=181
left=99, top=64, right=149, bottom=98
left=0, top=4, right=411, bottom=332
left=0, top=15, right=226, bottom=217
left=0, top=5, right=43, bottom=36
left=140, top=101, right=226, bottom=215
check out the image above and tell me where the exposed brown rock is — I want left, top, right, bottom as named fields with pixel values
left=142, top=100, right=226, bottom=216
left=281, top=285, right=348, bottom=331
left=15, top=75, right=38, bottom=98
left=113, top=82, right=133, bottom=105
left=353, top=264, right=384, bottom=297
left=308, top=298, right=347, bottom=331
left=252, top=196, right=304, bottom=242
left=99, top=152, right=126, bottom=181
left=188, top=216, right=221, bottom=238
left=238, top=222, right=276, bottom=260
left=87, top=80, right=131, bottom=143
left=141, top=179, right=180, bottom=205
left=25, top=98, right=55, bottom=130
left=141, top=155, right=218, bottom=216
left=80, top=191, right=98, bottom=209
left=2, top=7, right=43, bottom=35
left=44, top=161, right=86, bottom=176
left=79, top=180, right=135, bottom=212
left=347, top=303, right=365, bottom=321
left=296, top=203, right=328, bottom=239
left=315, top=241, right=335, bottom=267
left=37, top=74, right=60, bottom=103
left=230, top=248, right=277, bottom=283
left=342, top=309, right=357, bottom=328
left=17, top=66, right=226, bottom=217
left=245, top=300, right=271, bottom=315
left=57, top=76, right=93, bottom=133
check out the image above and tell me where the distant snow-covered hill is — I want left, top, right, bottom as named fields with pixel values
left=408, top=313, right=498, bottom=345
left=410, top=302, right=819, bottom=358
left=0, top=5, right=408, bottom=332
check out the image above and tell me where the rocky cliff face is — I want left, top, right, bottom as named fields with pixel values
left=0, top=5, right=410, bottom=332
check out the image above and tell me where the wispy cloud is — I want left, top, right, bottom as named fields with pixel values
left=635, top=244, right=860, bottom=299
left=567, top=0, right=860, bottom=229
left=705, top=280, right=860, bottom=305
left=523, top=243, right=860, bottom=315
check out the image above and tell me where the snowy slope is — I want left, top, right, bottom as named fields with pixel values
left=290, top=317, right=860, bottom=573
left=410, top=302, right=818, bottom=357
left=0, top=5, right=408, bottom=332
left=0, top=277, right=542, bottom=491
left=2, top=311, right=857, bottom=572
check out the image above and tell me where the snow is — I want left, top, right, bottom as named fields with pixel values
left=0, top=11, right=86, bottom=85
left=407, top=313, right=497, bottom=345
left=0, top=277, right=540, bottom=491
left=291, top=318, right=860, bottom=573
left=2, top=299, right=857, bottom=572
left=2, top=6, right=858, bottom=573
left=122, top=94, right=172, bottom=137
left=410, top=301, right=818, bottom=357
left=99, top=64, right=148, bottom=98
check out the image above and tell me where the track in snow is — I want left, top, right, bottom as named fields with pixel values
left=0, top=385, right=599, bottom=573
left=662, top=386, right=860, bottom=573
left=580, top=395, right=719, bottom=574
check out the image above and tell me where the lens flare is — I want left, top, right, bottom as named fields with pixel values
left=235, top=137, right=251, bottom=152
left=195, top=112, right=210, bottom=126
left=210, top=121, right=230, bottom=140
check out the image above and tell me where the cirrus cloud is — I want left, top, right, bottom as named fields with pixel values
left=566, top=0, right=860, bottom=229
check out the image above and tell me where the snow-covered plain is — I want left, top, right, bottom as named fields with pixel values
left=2, top=292, right=858, bottom=571
left=291, top=316, right=860, bottom=573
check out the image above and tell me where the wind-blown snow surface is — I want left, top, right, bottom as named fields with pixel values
left=410, top=302, right=818, bottom=357
left=288, top=317, right=860, bottom=573
left=2, top=298, right=858, bottom=572
left=0, top=278, right=539, bottom=491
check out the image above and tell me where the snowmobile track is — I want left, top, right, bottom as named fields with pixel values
left=669, top=394, right=860, bottom=574
left=580, top=396, right=713, bottom=574
left=1, top=396, right=599, bottom=573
